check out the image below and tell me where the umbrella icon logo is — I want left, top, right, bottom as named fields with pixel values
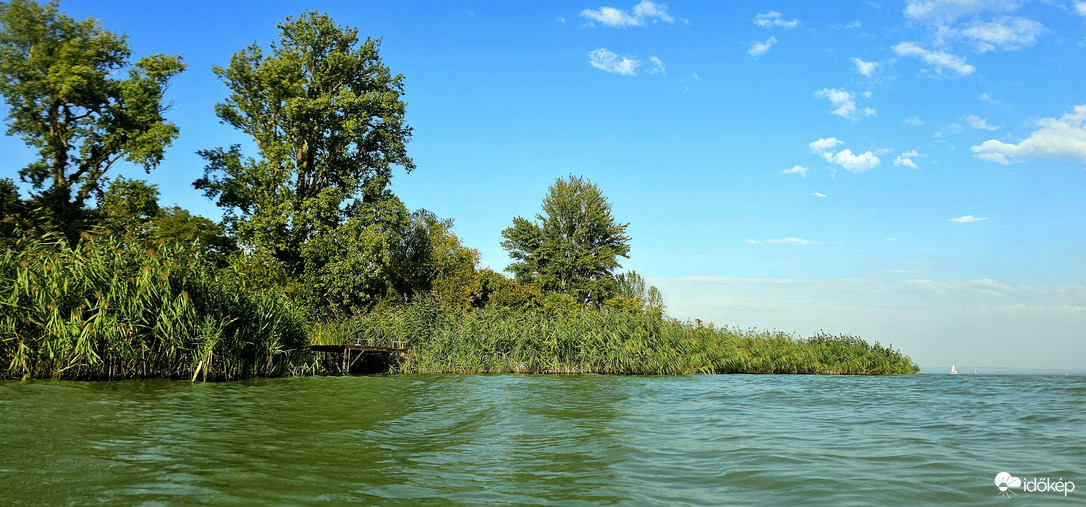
left=995, top=472, right=1021, bottom=497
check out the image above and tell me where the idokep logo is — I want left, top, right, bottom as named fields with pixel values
left=995, top=472, right=1021, bottom=497
left=995, top=472, right=1076, bottom=497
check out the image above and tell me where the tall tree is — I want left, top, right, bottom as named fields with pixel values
left=501, top=175, right=631, bottom=306
left=195, top=11, right=414, bottom=269
left=0, top=0, right=185, bottom=233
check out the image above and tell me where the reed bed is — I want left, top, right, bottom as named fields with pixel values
left=311, top=300, right=919, bottom=375
left=0, top=232, right=312, bottom=380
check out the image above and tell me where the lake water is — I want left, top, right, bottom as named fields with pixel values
left=1, top=374, right=1083, bottom=505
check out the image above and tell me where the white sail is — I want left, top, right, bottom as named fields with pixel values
left=950, top=365, right=958, bottom=375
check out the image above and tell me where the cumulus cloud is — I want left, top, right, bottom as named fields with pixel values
left=892, top=42, right=975, bottom=76
left=904, top=116, right=925, bottom=126
left=1077, top=2, right=1086, bottom=16
left=809, top=137, right=844, bottom=153
left=966, top=114, right=998, bottom=131
left=979, top=92, right=1000, bottom=103
left=748, top=37, right=777, bottom=56
left=745, top=237, right=823, bottom=245
left=782, top=165, right=808, bottom=176
left=754, top=11, right=799, bottom=28
left=894, top=150, right=922, bottom=168
left=851, top=57, right=879, bottom=76
left=815, top=88, right=876, bottom=119
left=809, top=137, right=881, bottom=173
left=827, top=150, right=881, bottom=172
left=962, top=17, right=1043, bottom=52
left=588, top=48, right=640, bottom=75
left=580, top=1, right=675, bottom=27
left=971, top=105, right=1086, bottom=164
left=950, top=215, right=989, bottom=223
left=904, top=0, right=1019, bottom=24
left=812, top=192, right=827, bottom=198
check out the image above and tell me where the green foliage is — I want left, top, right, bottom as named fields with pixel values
left=319, top=302, right=919, bottom=375
left=299, top=214, right=394, bottom=315
left=97, top=177, right=159, bottom=235
left=0, top=0, right=185, bottom=234
left=502, top=175, right=631, bottom=307
left=387, top=210, right=480, bottom=310
left=150, top=206, right=236, bottom=264
left=195, top=11, right=413, bottom=269
left=614, top=270, right=665, bottom=315
left=97, top=178, right=235, bottom=264
left=0, top=232, right=310, bottom=380
left=0, top=178, right=30, bottom=241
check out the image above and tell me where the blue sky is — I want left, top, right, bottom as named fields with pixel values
left=3, top=1, right=1085, bottom=370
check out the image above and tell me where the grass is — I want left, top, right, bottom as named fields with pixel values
left=309, top=299, right=920, bottom=375
left=2, top=233, right=919, bottom=380
left=0, top=232, right=312, bottom=380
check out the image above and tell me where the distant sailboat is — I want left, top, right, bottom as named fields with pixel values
left=950, top=364, right=958, bottom=375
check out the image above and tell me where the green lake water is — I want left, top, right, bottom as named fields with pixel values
left=1, top=374, right=1083, bottom=505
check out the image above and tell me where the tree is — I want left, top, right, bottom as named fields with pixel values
left=0, top=0, right=185, bottom=233
left=98, top=177, right=159, bottom=235
left=501, top=175, right=631, bottom=306
left=195, top=11, right=414, bottom=270
left=387, top=210, right=480, bottom=309
left=97, top=178, right=235, bottom=263
left=612, top=270, right=665, bottom=315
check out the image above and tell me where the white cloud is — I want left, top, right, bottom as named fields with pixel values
left=814, top=88, right=876, bottom=120
left=587, top=48, right=640, bottom=76
left=632, top=0, right=675, bottom=22
left=648, top=56, right=666, bottom=74
left=971, top=105, right=1086, bottom=164
left=979, top=92, right=1000, bottom=104
left=754, top=11, right=799, bottom=28
left=950, top=215, right=989, bottom=223
left=962, top=17, right=1043, bottom=52
left=557, top=16, right=567, bottom=24
left=812, top=192, right=827, bottom=198
left=809, top=137, right=844, bottom=153
left=904, top=116, right=925, bottom=126
left=894, top=150, right=922, bottom=168
left=892, top=42, right=975, bottom=76
left=581, top=6, right=639, bottom=27
left=904, top=0, right=1019, bottom=24
left=827, top=149, right=881, bottom=172
left=782, top=165, right=808, bottom=176
left=966, top=114, right=998, bottom=131
left=851, top=57, right=879, bottom=76
left=746, top=237, right=823, bottom=245
left=581, top=1, right=675, bottom=27
left=810, top=137, right=880, bottom=173
left=1077, top=2, right=1086, bottom=16
left=748, top=37, right=777, bottom=56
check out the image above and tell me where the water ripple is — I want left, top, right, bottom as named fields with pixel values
left=0, top=374, right=1083, bottom=505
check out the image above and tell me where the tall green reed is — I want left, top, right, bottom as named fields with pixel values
left=0, top=232, right=311, bottom=380
left=311, top=301, right=919, bottom=375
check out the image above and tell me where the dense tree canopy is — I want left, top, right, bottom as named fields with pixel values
left=0, top=0, right=184, bottom=232
left=501, top=175, right=631, bottom=306
left=195, top=11, right=414, bottom=268
left=97, top=177, right=236, bottom=263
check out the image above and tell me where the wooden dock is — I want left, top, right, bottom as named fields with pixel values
left=307, top=343, right=408, bottom=374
